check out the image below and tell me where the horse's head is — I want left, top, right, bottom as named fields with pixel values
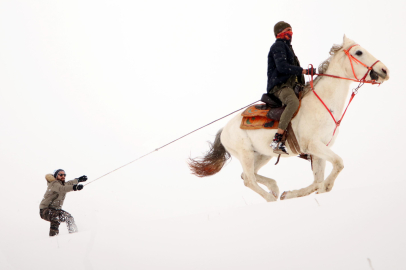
left=341, top=35, right=389, bottom=84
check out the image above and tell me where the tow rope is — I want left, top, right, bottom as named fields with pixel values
left=85, top=100, right=260, bottom=186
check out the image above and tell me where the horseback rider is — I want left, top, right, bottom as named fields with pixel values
left=267, top=21, right=315, bottom=155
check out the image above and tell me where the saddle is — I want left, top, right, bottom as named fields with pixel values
left=241, top=84, right=304, bottom=130
left=240, top=94, right=301, bottom=130
left=240, top=85, right=304, bottom=156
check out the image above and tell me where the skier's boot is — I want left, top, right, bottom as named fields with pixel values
left=271, top=133, right=289, bottom=155
left=67, top=221, right=78, bottom=234
left=49, top=225, right=59, bottom=237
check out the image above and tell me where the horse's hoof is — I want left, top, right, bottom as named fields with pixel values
left=280, top=191, right=288, bottom=200
left=271, top=191, right=278, bottom=200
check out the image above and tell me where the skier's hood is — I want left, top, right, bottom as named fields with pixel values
left=45, top=174, right=56, bottom=183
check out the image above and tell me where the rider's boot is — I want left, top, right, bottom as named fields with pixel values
left=271, top=133, right=289, bottom=155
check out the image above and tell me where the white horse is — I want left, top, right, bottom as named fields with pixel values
left=189, top=36, right=390, bottom=202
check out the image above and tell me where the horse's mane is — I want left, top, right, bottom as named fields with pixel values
left=303, top=43, right=344, bottom=96
left=318, top=43, right=344, bottom=74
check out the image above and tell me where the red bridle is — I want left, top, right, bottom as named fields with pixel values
left=309, top=44, right=381, bottom=145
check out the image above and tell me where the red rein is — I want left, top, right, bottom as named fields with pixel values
left=308, top=44, right=381, bottom=145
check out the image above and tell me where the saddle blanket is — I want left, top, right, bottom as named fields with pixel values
left=240, top=102, right=301, bottom=130
left=240, top=105, right=279, bottom=130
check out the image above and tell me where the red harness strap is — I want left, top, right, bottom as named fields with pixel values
left=308, top=44, right=381, bottom=145
left=312, top=89, right=356, bottom=145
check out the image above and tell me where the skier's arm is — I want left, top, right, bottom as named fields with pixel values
left=65, top=179, right=79, bottom=186
left=51, top=179, right=78, bottom=193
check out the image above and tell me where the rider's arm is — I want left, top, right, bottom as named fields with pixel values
left=272, top=42, right=303, bottom=75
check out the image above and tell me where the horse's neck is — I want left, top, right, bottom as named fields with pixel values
left=312, top=61, right=352, bottom=114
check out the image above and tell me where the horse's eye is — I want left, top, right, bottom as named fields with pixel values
left=355, top=50, right=363, bottom=56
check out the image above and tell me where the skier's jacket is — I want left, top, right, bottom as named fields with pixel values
left=39, top=174, right=78, bottom=210
left=267, top=38, right=305, bottom=94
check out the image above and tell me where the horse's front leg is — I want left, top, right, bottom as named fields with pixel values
left=312, top=156, right=326, bottom=190
left=308, top=141, right=344, bottom=193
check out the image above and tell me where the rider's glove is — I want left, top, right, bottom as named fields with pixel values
left=73, top=184, right=84, bottom=191
left=77, top=175, right=88, bottom=182
left=305, top=68, right=317, bottom=76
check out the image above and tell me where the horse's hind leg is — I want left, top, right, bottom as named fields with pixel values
left=241, top=153, right=279, bottom=199
left=280, top=156, right=326, bottom=200
left=255, top=174, right=279, bottom=199
left=238, top=150, right=277, bottom=202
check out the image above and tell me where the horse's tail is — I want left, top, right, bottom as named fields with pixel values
left=188, top=129, right=231, bottom=177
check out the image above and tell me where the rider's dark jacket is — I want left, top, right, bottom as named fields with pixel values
left=267, top=39, right=305, bottom=94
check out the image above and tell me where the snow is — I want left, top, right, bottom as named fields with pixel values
left=1, top=0, right=405, bottom=269
left=2, top=181, right=405, bottom=270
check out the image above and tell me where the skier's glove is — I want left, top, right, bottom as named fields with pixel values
left=77, top=175, right=88, bottom=182
left=305, top=68, right=317, bottom=76
left=73, top=184, right=84, bottom=191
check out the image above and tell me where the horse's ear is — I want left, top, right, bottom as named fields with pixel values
left=343, top=34, right=355, bottom=47
left=343, top=34, right=348, bottom=44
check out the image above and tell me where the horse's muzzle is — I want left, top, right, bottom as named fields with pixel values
left=370, top=69, right=379, bottom=81
left=371, top=67, right=388, bottom=81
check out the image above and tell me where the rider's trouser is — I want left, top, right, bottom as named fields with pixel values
left=273, top=86, right=299, bottom=131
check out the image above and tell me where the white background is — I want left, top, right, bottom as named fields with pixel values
left=0, top=0, right=405, bottom=269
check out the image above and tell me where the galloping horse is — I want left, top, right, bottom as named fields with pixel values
left=189, top=36, right=390, bottom=202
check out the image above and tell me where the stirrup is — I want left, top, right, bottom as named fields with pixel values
left=271, top=133, right=289, bottom=155
left=272, top=143, right=289, bottom=155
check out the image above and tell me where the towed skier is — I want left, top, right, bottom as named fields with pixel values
left=39, top=169, right=87, bottom=237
